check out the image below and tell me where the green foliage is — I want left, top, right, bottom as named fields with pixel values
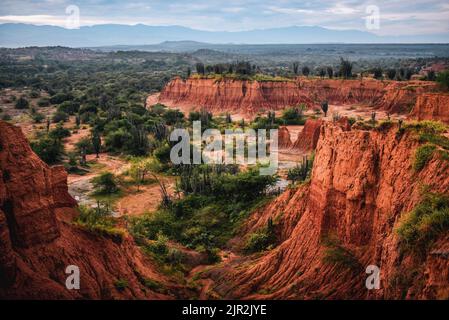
left=49, top=124, right=71, bottom=140
left=52, top=110, right=69, bottom=123
left=396, top=192, right=449, bottom=257
left=339, top=58, right=353, bottom=79
left=15, top=96, right=29, bottom=109
left=74, top=205, right=124, bottom=241
left=30, top=135, right=64, bottom=164
left=436, top=70, right=449, bottom=90
left=413, top=144, right=436, bottom=171
left=281, top=105, right=305, bottom=125
left=92, top=172, right=119, bottom=194
left=322, top=237, right=361, bottom=271
left=37, top=98, right=50, bottom=107
left=287, top=154, right=314, bottom=183
left=130, top=166, right=275, bottom=254
left=244, top=223, right=275, bottom=253
left=114, top=279, right=129, bottom=291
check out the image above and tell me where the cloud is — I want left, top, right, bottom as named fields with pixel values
left=0, top=0, right=447, bottom=36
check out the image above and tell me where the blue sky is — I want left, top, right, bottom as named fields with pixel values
left=0, top=0, right=448, bottom=35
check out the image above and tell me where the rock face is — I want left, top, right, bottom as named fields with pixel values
left=210, top=122, right=449, bottom=299
left=278, top=127, right=292, bottom=149
left=0, top=121, right=174, bottom=299
left=409, top=93, right=449, bottom=124
left=156, top=77, right=441, bottom=116
left=291, top=119, right=323, bottom=151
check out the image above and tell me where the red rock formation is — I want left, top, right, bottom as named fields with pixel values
left=409, top=93, right=449, bottom=124
left=210, top=122, right=449, bottom=299
left=278, top=127, right=292, bottom=149
left=291, top=119, right=323, bottom=151
left=155, top=77, right=440, bottom=116
left=0, top=121, right=177, bottom=299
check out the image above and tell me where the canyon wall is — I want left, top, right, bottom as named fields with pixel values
left=156, top=77, right=445, bottom=118
left=409, top=93, right=449, bottom=124
left=210, top=122, right=449, bottom=299
left=0, top=121, right=176, bottom=299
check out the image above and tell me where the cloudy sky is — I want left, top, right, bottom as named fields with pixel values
left=0, top=0, right=448, bottom=36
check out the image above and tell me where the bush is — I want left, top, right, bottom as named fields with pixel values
left=15, top=96, right=29, bottom=109
left=37, top=98, right=50, bottom=107
left=74, top=205, right=124, bottom=240
left=282, top=106, right=305, bottom=125
left=92, top=172, right=119, bottom=194
left=413, top=144, right=436, bottom=171
left=52, top=110, right=69, bottom=123
left=396, top=193, right=449, bottom=257
left=114, top=279, right=129, bottom=291
left=322, top=237, right=361, bottom=271
left=244, top=227, right=274, bottom=253
left=31, top=135, right=64, bottom=164
left=436, top=70, right=449, bottom=90
left=49, top=124, right=71, bottom=140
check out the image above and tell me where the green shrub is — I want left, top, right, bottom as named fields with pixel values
left=413, top=144, right=436, bottom=171
left=114, top=279, right=129, bottom=291
left=37, top=98, right=50, bottom=107
left=49, top=124, right=71, bottom=140
left=244, top=229, right=273, bottom=253
left=31, top=135, right=64, bottom=164
left=15, top=96, right=29, bottom=109
left=52, top=110, right=69, bottom=123
left=91, top=172, right=119, bottom=194
left=74, top=205, right=124, bottom=241
left=322, top=237, right=361, bottom=271
left=396, top=193, right=449, bottom=256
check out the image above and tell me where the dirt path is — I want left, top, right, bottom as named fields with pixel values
left=67, top=153, right=129, bottom=208
left=116, top=177, right=176, bottom=216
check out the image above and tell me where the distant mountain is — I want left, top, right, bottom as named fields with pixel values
left=1, top=23, right=448, bottom=48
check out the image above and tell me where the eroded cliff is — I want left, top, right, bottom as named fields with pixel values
left=0, top=121, right=176, bottom=299
left=155, top=77, right=444, bottom=118
left=208, top=122, right=449, bottom=299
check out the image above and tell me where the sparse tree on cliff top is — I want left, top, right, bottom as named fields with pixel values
left=327, top=66, right=334, bottom=79
left=321, top=100, right=329, bottom=117
left=195, top=62, right=205, bottom=75
left=339, top=58, right=353, bottom=79
left=293, top=62, right=299, bottom=75
left=302, top=66, right=310, bottom=77
left=386, top=69, right=396, bottom=80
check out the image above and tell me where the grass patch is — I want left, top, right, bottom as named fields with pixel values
left=396, top=192, right=449, bottom=257
left=74, top=205, right=125, bottom=242
left=114, top=279, right=129, bottom=291
left=413, top=144, right=436, bottom=171
left=321, top=236, right=361, bottom=271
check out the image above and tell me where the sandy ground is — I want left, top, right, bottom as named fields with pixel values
left=115, top=176, right=176, bottom=216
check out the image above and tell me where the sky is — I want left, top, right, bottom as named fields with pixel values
left=0, top=0, right=448, bottom=36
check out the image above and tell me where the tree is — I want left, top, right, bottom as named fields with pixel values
left=318, top=68, right=326, bottom=79
left=92, top=130, right=102, bottom=158
left=339, top=58, right=353, bottom=79
left=302, top=66, right=310, bottom=77
left=31, top=135, right=64, bottom=164
left=195, top=62, right=205, bottom=75
left=186, top=67, right=191, bottom=78
left=373, top=67, right=383, bottom=79
left=129, top=158, right=155, bottom=191
left=52, top=110, right=69, bottom=123
left=327, top=66, right=333, bottom=79
left=427, top=70, right=436, bottom=81
left=15, top=96, right=29, bottom=109
left=321, top=100, right=329, bottom=117
left=436, top=70, right=449, bottom=90
left=292, top=62, right=299, bottom=75
left=386, top=69, right=396, bottom=80
left=92, top=172, right=119, bottom=194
